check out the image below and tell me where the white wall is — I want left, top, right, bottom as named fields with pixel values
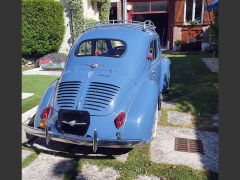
left=58, top=0, right=72, bottom=54
left=58, top=0, right=100, bottom=54
left=82, top=0, right=99, bottom=20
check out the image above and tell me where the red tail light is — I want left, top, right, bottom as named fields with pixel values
left=114, top=112, right=125, bottom=129
left=39, top=106, right=52, bottom=129
left=41, top=106, right=52, bottom=119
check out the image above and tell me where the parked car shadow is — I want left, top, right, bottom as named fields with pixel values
left=24, top=137, right=132, bottom=160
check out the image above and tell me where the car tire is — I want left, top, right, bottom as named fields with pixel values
left=162, top=71, right=170, bottom=95
left=152, top=104, right=159, bottom=139
left=158, top=95, right=161, bottom=111
left=26, top=114, right=37, bottom=141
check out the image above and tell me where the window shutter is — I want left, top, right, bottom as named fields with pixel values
left=175, top=0, right=185, bottom=25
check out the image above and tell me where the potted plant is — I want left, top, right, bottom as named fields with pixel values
left=174, top=40, right=182, bottom=51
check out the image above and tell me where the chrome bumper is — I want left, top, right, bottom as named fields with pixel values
left=22, top=124, right=146, bottom=152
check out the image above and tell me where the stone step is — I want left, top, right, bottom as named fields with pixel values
left=22, top=150, right=33, bottom=161
left=76, top=164, right=119, bottom=180
left=150, top=126, right=218, bottom=172
left=22, top=153, right=76, bottom=180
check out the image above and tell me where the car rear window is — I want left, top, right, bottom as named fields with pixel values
left=75, top=39, right=126, bottom=58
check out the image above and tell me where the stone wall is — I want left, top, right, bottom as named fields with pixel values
left=172, top=27, right=182, bottom=50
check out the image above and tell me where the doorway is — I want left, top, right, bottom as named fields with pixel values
left=109, top=2, right=117, bottom=21
left=132, top=13, right=168, bottom=47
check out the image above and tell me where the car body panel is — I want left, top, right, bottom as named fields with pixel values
left=24, top=22, right=171, bottom=150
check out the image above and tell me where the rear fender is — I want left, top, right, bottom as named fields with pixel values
left=159, top=57, right=171, bottom=92
left=122, top=80, right=159, bottom=142
left=34, top=79, right=58, bottom=128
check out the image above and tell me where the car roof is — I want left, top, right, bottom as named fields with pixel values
left=67, top=23, right=160, bottom=79
left=77, top=26, right=158, bottom=44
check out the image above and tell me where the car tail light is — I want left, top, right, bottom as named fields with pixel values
left=114, top=112, right=125, bottom=129
left=39, top=106, right=52, bottom=129
left=41, top=106, right=52, bottom=119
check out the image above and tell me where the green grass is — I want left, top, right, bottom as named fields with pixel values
left=22, top=66, right=35, bottom=72
left=22, top=151, right=38, bottom=169
left=163, top=54, right=218, bottom=131
left=64, top=145, right=218, bottom=180
left=22, top=75, right=59, bottom=113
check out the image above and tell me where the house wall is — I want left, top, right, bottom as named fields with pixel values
left=58, top=0, right=100, bottom=54
left=121, top=0, right=214, bottom=50
left=173, top=0, right=214, bottom=46
left=117, top=0, right=122, bottom=20
left=82, top=0, right=99, bottom=20
left=58, top=0, right=72, bottom=54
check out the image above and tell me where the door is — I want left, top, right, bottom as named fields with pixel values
left=149, top=38, right=161, bottom=88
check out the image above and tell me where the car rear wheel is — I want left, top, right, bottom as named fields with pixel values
left=158, top=95, right=161, bottom=111
left=163, top=71, right=170, bottom=95
left=152, top=104, right=159, bottom=139
left=26, top=114, right=37, bottom=141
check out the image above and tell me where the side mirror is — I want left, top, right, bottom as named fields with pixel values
left=147, top=53, right=153, bottom=60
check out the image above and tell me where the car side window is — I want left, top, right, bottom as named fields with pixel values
left=150, top=39, right=158, bottom=61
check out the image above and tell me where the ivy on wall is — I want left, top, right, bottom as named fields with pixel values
left=69, top=0, right=85, bottom=39
left=69, top=0, right=111, bottom=39
left=92, top=0, right=111, bottom=22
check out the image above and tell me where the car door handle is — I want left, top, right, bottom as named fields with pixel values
left=151, top=71, right=156, bottom=75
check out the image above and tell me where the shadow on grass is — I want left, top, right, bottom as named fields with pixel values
left=164, top=54, right=219, bottom=131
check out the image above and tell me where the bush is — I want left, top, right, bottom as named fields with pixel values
left=69, top=0, right=84, bottom=39
left=22, top=0, right=65, bottom=57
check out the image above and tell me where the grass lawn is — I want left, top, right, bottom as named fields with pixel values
left=63, top=145, right=218, bottom=180
left=22, top=53, right=218, bottom=179
left=22, top=66, right=35, bottom=72
left=22, top=75, right=59, bottom=113
left=163, top=53, right=219, bottom=131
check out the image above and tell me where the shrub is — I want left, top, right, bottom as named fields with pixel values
left=69, top=0, right=84, bottom=39
left=22, top=0, right=65, bottom=57
left=92, top=0, right=111, bottom=22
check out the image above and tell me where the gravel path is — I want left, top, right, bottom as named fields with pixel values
left=151, top=126, right=218, bottom=172
left=202, top=58, right=219, bottom=73
left=22, top=150, right=33, bottom=160
left=22, top=68, right=62, bottom=76
left=161, top=101, right=176, bottom=109
left=22, top=153, right=76, bottom=180
left=22, top=93, right=34, bottom=99
left=76, top=164, right=120, bottom=180
left=137, top=175, right=162, bottom=180
left=168, top=111, right=193, bottom=125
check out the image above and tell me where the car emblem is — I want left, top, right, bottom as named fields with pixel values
left=85, top=63, right=103, bottom=69
left=62, top=120, right=87, bottom=127
left=69, top=120, right=76, bottom=127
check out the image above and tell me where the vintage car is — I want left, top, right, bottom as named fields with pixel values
left=23, top=20, right=171, bottom=152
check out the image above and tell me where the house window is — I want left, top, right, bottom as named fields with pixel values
left=131, top=1, right=168, bottom=13
left=184, top=0, right=204, bottom=24
left=132, top=2, right=150, bottom=12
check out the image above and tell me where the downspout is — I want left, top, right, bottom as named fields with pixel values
left=69, top=9, right=75, bottom=45
left=122, top=0, right=127, bottom=21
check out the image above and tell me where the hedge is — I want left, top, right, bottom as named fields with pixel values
left=69, top=0, right=84, bottom=39
left=22, top=0, right=65, bottom=57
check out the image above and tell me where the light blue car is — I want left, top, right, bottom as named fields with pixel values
left=23, top=21, right=171, bottom=152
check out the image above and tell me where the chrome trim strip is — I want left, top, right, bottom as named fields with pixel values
left=22, top=124, right=146, bottom=148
